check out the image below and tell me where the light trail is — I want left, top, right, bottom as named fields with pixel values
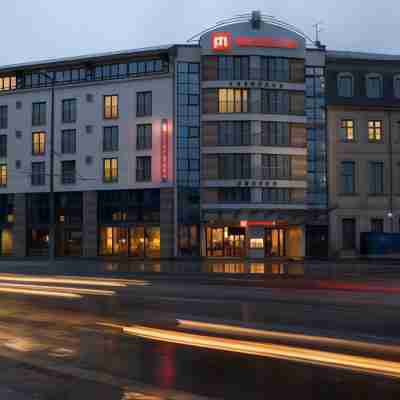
left=0, top=283, right=115, bottom=296
left=121, top=325, right=400, bottom=379
left=0, top=286, right=82, bottom=299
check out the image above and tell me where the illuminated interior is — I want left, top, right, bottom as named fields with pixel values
left=1, top=229, right=13, bottom=256
left=206, top=227, right=246, bottom=257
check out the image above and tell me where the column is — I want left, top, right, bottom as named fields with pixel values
left=83, top=191, right=98, bottom=258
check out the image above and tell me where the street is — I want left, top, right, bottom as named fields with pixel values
left=0, top=260, right=399, bottom=398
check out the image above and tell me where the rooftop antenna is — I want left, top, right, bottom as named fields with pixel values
left=313, top=21, right=323, bottom=47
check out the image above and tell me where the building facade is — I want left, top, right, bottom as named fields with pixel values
left=326, top=51, right=400, bottom=256
left=0, top=12, right=332, bottom=259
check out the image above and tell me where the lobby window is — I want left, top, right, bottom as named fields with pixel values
left=103, top=126, right=119, bottom=152
left=342, top=219, right=356, bottom=250
left=218, top=56, right=249, bottom=80
left=61, top=160, right=76, bottom=185
left=32, top=132, right=46, bottom=155
left=368, top=120, right=383, bottom=142
left=32, top=102, right=46, bottom=126
left=341, top=161, right=355, bottom=194
left=0, top=164, right=7, bottom=187
left=31, top=162, right=45, bottom=186
left=341, top=119, right=355, bottom=142
left=262, top=154, right=291, bottom=179
left=136, top=91, right=152, bottom=117
left=136, top=156, right=151, bottom=182
left=136, top=124, right=152, bottom=150
left=218, top=88, right=248, bottom=113
left=218, top=121, right=251, bottom=146
left=62, top=99, right=77, bottom=123
left=103, top=95, right=118, bottom=119
left=0, top=135, right=7, bottom=158
left=394, top=75, right=400, bottom=98
left=61, top=129, right=76, bottom=154
left=366, top=74, right=383, bottom=98
left=337, top=73, right=354, bottom=97
left=369, top=161, right=384, bottom=194
left=371, top=218, right=384, bottom=233
left=0, top=105, right=7, bottom=129
left=262, top=188, right=291, bottom=203
left=261, top=122, right=290, bottom=146
left=103, top=158, right=118, bottom=183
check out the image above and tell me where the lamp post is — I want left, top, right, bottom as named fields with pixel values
left=38, top=72, right=56, bottom=261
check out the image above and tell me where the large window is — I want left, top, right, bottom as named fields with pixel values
left=62, top=99, right=77, bottom=123
left=366, top=74, right=383, bottom=98
left=342, top=219, right=356, bottom=250
left=32, top=132, right=46, bottom=155
left=368, top=120, right=383, bottom=142
left=61, top=160, right=76, bottom=185
left=218, top=56, right=249, bottom=80
left=341, top=161, right=355, bottom=194
left=0, top=105, right=7, bottom=129
left=61, top=129, right=76, bottom=154
left=103, top=95, right=118, bottom=119
left=0, top=135, right=7, bottom=158
left=32, top=102, right=46, bottom=126
left=337, top=73, right=354, bottom=97
left=31, top=162, right=45, bottom=186
left=261, top=122, right=290, bottom=146
left=261, top=90, right=289, bottom=114
left=0, top=164, right=7, bottom=187
left=136, top=156, right=151, bottom=182
left=371, top=218, right=384, bottom=233
left=0, top=76, right=16, bottom=92
left=218, top=89, right=248, bottom=113
left=103, top=158, right=118, bottom=183
left=341, top=120, right=355, bottom=142
left=369, top=161, right=384, bottom=194
left=136, top=91, right=152, bottom=117
left=218, top=121, right=251, bottom=146
left=260, top=57, right=289, bottom=82
left=262, top=188, right=291, bottom=203
left=218, top=188, right=251, bottom=202
left=218, top=154, right=251, bottom=179
left=261, top=155, right=291, bottom=179
left=103, top=126, right=119, bottom=152
left=136, top=124, right=152, bottom=150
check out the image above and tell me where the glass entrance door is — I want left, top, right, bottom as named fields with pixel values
left=206, top=227, right=246, bottom=257
left=265, top=229, right=285, bottom=257
left=225, top=228, right=246, bottom=257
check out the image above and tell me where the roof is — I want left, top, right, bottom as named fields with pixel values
left=327, top=50, right=400, bottom=62
left=0, top=44, right=183, bottom=73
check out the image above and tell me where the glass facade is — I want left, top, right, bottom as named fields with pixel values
left=306, top=66, right=327, bottom=208
left=176, top=62, right=201, bottom=256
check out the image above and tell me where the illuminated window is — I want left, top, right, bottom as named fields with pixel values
left=368, top=120, right=383, bottom=142
left=218, top=89, right=248, bottom=113
left=0, top=164, right=7, bottom=187
left=32, top=132, right=46, bottom=155
left=103, top=158, right=118, bottom=183
left=250, top=238, right=264, bottom=249
left=0, top=76, right=16, bottom=92
left=103, top=95, right=118, bottom=119
left=1, top=229, right=13, bottom=255
left=32, top=102, right=46, bottom=126
left=341, top=119, right=355, bottom=142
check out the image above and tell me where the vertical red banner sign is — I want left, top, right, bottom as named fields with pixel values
left=161, top=119, right=168, bottom=182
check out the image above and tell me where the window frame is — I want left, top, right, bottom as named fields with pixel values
left=0, top=105, right=8, bottom=129
left=337, top=72, right=354, bottom=98
left=340, top=161, right=355, bottom=194
left=32, top=131, right=46, bottom=156
left=61, top=129, right=77, bottom=154
left=136, top=91, right=152, bottom=117
left=32, top=102, right=47, bottom=126
left=341, top=119, right=356, bottom=142
left=103, top=95, right=119, bottom=120
left=368, top=120, right=383, bottom=142
left=0, top=164, right=7, bottom=187
left=136, top=124, right=152, bottom=150
left=0, top=135, right=7, bottom=158
left=31, top=161, right=45, bottom=186
left=136, top=156, right=152, bottom=182
left=103, top=126, right=119, bottom=152
left=103, top=158, right=118, bottom=183
left=369, top=161, right=384, bottom=195
left=61, top=160, right=76, bottom=185
left=61, top=98, right=77, bottom=123
left=366, top=73, right=383, bottom=99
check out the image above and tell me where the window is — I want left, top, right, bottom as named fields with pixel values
left=218, top=56, right=249, bottom=80
left=218, top=188, right=251, bottom=202
left=61, top=129, right=76, bottom=154
left=32, top=102, right=46, bottom=126
left=369, top=161, right=384, bottom=194
left=62, top=99, right=77, bottom=123
left=337, top=73, right=354, bottom=97
left=0, top=76, right=16, bottom=92
left=32, top=132, right=46, bottom=155
left=218, top=89, right=248, bottom=113
left=261, top=155, right=291, bottom=179
left=341, top=161, right=355, bottom=194
left=371, top=218, right=384, bottom=233
left=218, top=154, right=251, bottom=179
left=136, top=124, right=152, bottom=150
left=61, top=160, right=76, bottom=184
left=103, top=158, right=118, bottom=183
left=0, top=135, right=7, bottom=157
left=368, top=120, right=383, bottom=142
left=261, top=122, right=290, bottom=146
left=103, top=95, right=118, bottom=119
left=394, top=75, right=400, bottom=98
left=341, top=120, right=355, bottom=142
left=136, top=92, right=152, bottom=116
left=366, top=74, right=383, bottom=98
left=342, top=219, right=356, bottom=250
left=260, top=57, right=289, bottom=82
left=136, top=156, right=152, bottom=182
left=103, top=126, right=119, bottom=152
left=31, top=162, right=45, bottom=185
left=218, top=121, right=251, bottom=146
left=0, top=105, right=7, bottom=129
left=0, top=164, right=7, bottom=187
left=261, top=90, right=289, bottom=114
left=262, top=188, right=291, bottom=203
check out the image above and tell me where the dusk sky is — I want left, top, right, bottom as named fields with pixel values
left=2, top=0, right=399, bottom=65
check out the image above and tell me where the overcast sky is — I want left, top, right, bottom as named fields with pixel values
left=2, top=0, right=400, bottom=65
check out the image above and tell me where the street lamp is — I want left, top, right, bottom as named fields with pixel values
left=38, top=71, right=56, bottom=261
